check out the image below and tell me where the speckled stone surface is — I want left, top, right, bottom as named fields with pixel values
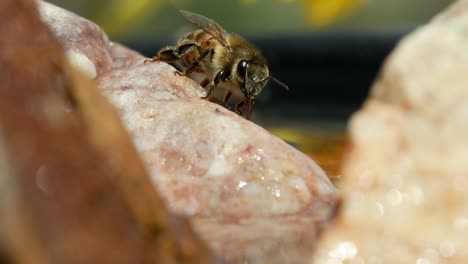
left=312, top=1, right=468, bottom=263
left=97, top=63, right=337, bottom=263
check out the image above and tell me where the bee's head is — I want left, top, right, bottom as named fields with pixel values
left=236, top=60, right=269, bottom=99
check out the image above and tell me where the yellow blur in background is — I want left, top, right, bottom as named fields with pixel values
left=93, top=0, right=368, bottom=37
left=303, top=0, right=367, bottom=26
left=47, top=0, right=453, bottom=40
left=94, top=0, right=164, bottom=36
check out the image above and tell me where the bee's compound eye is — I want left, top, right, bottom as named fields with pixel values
left=237, top=60, right=248, bottom=79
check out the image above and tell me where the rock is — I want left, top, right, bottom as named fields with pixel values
left=0, top=0, right=213, bottom=263
left=38, top=1, right=113, bottom=77
left=98, top=62, right=338, bottom=263
left=38, top=1, right=143, bottom=78
left=311, top=0, right=468, bottom=263
left=37, top=1, right=339, bottom=262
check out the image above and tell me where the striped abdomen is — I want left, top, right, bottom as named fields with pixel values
left=177, top=29, right=217, bottom=73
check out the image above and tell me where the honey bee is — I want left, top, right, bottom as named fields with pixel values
left=145, top=10, right=288, bottom=120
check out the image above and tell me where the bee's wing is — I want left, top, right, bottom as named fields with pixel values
left=180, top=10, right=232, bottom=51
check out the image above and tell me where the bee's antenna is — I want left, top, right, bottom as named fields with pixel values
left=269, top=76, right=289, bottom=91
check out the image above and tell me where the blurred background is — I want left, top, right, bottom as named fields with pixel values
left=46, top=0, right=454, bottom=176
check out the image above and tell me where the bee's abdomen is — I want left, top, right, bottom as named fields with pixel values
left=178, top=30, right=214, bottom=72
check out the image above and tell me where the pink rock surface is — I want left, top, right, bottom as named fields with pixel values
left=311, top=1, right=468, bottom=263
left=39, top=1, right=338, bottom=262
left=98, top=62, right=337, bottom=263
left=39, top=1, right=113, bottom=76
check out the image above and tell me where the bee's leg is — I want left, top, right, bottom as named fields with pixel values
left=200, top=78, right=210, bottom=88
left=202, top=70, right=225, bottom=99
left=177, top=47, right=214, bottom=77
left=245, top=98, right=254, bottom=120
left=144, top=42, right=199, bottom=64
left=144, top=46, right=178, bottom=64
left=202, top=82, right=216, bottom=99
left=235, top=99, right=245, bottom=116
left=235, top=98, right=254, bottom=120
left=223, top=90, right=232, bottom=103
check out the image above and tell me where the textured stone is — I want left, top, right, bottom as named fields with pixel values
left=312, top=1, right=468, bottom=263
left=0, top=0, right=213, bottom=263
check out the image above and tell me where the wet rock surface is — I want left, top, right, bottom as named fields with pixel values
left=98, top=63, right=337, bottom=263
left=0, top=0, right=213, bottom=263
left=312, top=0, right=468, bottom=263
